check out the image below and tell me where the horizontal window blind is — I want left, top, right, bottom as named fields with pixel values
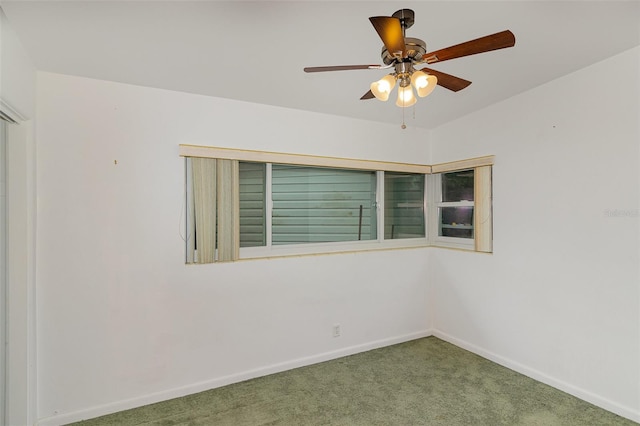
left=272, top=165, right=377, bottom=245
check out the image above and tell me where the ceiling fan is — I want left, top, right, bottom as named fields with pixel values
left=304, top=9, right=515, bottom=108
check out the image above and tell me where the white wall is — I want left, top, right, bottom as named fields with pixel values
left=1, top=8, right=35, bottom=119
left=34, top=72, right=432, bottom=425
left=1, top=7, right=38, bottom=426
left=431, top=47, right=640, bottom=422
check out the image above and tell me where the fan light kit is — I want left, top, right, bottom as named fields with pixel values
left=370, top=69, right=437, bottom=107
left=304, top=8, right=516, bottom=127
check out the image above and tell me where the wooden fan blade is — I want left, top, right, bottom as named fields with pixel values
left=360, top=90, right=375, bottom=100
left=420, top=68, right=472, bottom=92
left=422, top=30, right=515, bottom=64
left=304, top=65, right=379, bottom=73
left=369, top=16, right=406, bottom=57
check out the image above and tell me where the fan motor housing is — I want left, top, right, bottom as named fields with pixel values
left=381, top=37, right=427, bottom=65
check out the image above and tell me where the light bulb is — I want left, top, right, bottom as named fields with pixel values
left=370, top=75, right=396, bottom=101
left=411, top=71, right=437, bottom=98
left=396, top=85, right=416, bottom=107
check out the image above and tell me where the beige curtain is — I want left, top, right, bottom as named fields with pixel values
left=192, top=158, right=217, bottom=263
left=190, top=157, right=239, bottom=263
left=474, top=165, right=493, bottom=253
left=216, top=159, right=240, bottom=262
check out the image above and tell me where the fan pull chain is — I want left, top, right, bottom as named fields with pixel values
left=401, top=106, right=406, bottom=129
left=400, top=101, right=417, bottom=129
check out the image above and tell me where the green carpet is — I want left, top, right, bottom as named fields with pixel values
left=70, top=337, right=637, bottom=425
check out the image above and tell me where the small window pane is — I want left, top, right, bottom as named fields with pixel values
left=384, top=172, right=425, bottom=240
left=272, top=165, right=377, bottom=245
left=442, top=170, right=474, bottom=202
left=439, top=207, right=474, bottom=239
left=240, top=162, right=266, bottom=247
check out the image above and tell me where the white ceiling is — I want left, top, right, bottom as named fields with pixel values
left=2, top=1, right=639, bottom=129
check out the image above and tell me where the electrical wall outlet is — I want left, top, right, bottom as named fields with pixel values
left=333, top=324, right=341, bottom=337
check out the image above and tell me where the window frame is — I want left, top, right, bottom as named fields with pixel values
left=240, top=166, right=430, bottom=260
left=428, top=171, right=475, bottom=251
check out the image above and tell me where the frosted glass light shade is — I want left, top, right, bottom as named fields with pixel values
left=411, top=71, right=438, bottom=98
left=370, top=75, right=396, bottom=101
left=396, top=85, right=416, bottom=107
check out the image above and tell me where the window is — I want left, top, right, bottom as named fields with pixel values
left=181, top=145, right=493, bottom=262
left=185, top=157, right=426, bottom=262
left=384, top=172, right=425, bottom=240
left=239, top=162, right=266, bottom=247
left=442, top=170, right=474, bottom=203
left=428, top=165, right=493, bottom=252
left=272, top=165, right=377, bottom=245
left=438, top=170, right=475, bottom=240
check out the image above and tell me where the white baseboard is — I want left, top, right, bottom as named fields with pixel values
left=433, top=330, right=640, bottom=424
left=36, top=330, right=433, bottom=426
